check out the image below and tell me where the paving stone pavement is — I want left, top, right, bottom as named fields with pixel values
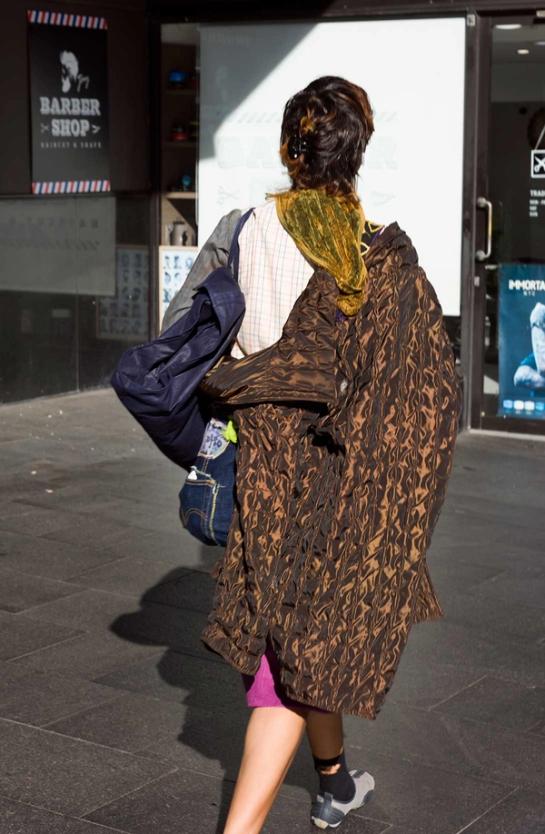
left=0, top=388, right=544, bottom=834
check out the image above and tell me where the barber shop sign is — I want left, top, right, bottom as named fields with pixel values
left=28, top=10, right=110, bottom=194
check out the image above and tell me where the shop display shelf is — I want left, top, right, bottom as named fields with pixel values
left=163, top=141, right=198, bottom=149
left=160, top=244, right=199, bottom=251
left=165, top=191, right=197, bottom=199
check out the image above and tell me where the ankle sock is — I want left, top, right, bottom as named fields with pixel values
left=313, top=750, right=355, bottom=803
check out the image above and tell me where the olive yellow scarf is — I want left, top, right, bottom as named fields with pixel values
left=274, top=189, right=368, bottom=316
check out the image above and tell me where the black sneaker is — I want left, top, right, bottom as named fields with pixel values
left=310, top=769, right=375, bottom=830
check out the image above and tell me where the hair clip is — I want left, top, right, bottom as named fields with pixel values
left=288, top=134, right=309, bottom=160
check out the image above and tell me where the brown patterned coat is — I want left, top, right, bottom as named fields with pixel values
left=200, top=222, right=461, bottom=719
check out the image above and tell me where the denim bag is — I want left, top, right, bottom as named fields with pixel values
left=179, top=417, right=236, bottom=546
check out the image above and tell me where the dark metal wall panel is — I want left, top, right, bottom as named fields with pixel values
left=469, top=17, right=494, bottom=428
left=459, top=16, right=479, bottom=429
left=324, top=0, right=543, bottom=15
left=0, top=0, right=149, bottom=195
left=460, top=14, right=491, bottom=429
left=150, top=0, right=540, bottom=22
left=107, top=8, right=150, bottom=191
left=0, top=4, right=31, bottom=193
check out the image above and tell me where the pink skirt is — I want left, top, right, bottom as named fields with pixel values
left=241, top=640, right=329, bottom=712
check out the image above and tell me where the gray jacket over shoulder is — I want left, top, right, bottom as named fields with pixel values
left=161, top=209, right=242, bottom=333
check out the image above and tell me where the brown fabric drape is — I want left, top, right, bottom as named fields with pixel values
left=200, top=222, right=461, bottom=719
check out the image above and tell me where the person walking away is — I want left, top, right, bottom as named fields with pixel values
left=163, top=75, right=461, bottom=833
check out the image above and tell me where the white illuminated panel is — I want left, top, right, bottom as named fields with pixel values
left=199, top=19, right=466, bottom=315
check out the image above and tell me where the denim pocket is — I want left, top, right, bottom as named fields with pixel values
left=179, top=438, right=236, bottom=547
left=179, top=470, right=220, bottom=546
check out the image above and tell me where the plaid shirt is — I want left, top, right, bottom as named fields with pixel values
left=232, top=199, right=383, bottom=358
left=231, top=200, right=314, bottom=358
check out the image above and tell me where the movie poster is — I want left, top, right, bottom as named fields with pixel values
left=28, top=10, right=110, bottom=194
left=498, top=263, right=545, bottom=419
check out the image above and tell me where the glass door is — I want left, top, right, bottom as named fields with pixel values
left=473, top=15, right=545, bottom=433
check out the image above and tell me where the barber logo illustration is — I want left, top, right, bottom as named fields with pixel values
left=39, top=50, right=101, bottom=139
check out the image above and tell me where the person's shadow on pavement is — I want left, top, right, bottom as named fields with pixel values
left=109, top=552, right=315, bottom=832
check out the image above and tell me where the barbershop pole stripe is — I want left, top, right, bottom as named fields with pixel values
left=27, top=10, right=108, bottom=29
left=32, top=180, right=111, bottom=194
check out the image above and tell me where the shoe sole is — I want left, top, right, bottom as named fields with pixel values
left=311, top=788, right=374, bottom=829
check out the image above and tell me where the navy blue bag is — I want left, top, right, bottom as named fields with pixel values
left=111, top=210, right=251, bottom=470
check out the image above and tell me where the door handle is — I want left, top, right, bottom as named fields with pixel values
left=476, top=196, right=493, bottom=261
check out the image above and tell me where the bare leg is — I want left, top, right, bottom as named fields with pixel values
left=223, top=706, right=306, bottom=834
left=306, top=711, right=345, bottom=775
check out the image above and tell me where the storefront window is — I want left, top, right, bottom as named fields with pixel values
left=482, top=23, right=545, bottom=423
left=0, top=194, right=150, bottom=402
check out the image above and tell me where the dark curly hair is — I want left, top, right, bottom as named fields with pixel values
left=280, top=76, right=374, bottom=200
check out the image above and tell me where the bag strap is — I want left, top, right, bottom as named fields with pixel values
left=227, top=208, right=254, bottom=280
